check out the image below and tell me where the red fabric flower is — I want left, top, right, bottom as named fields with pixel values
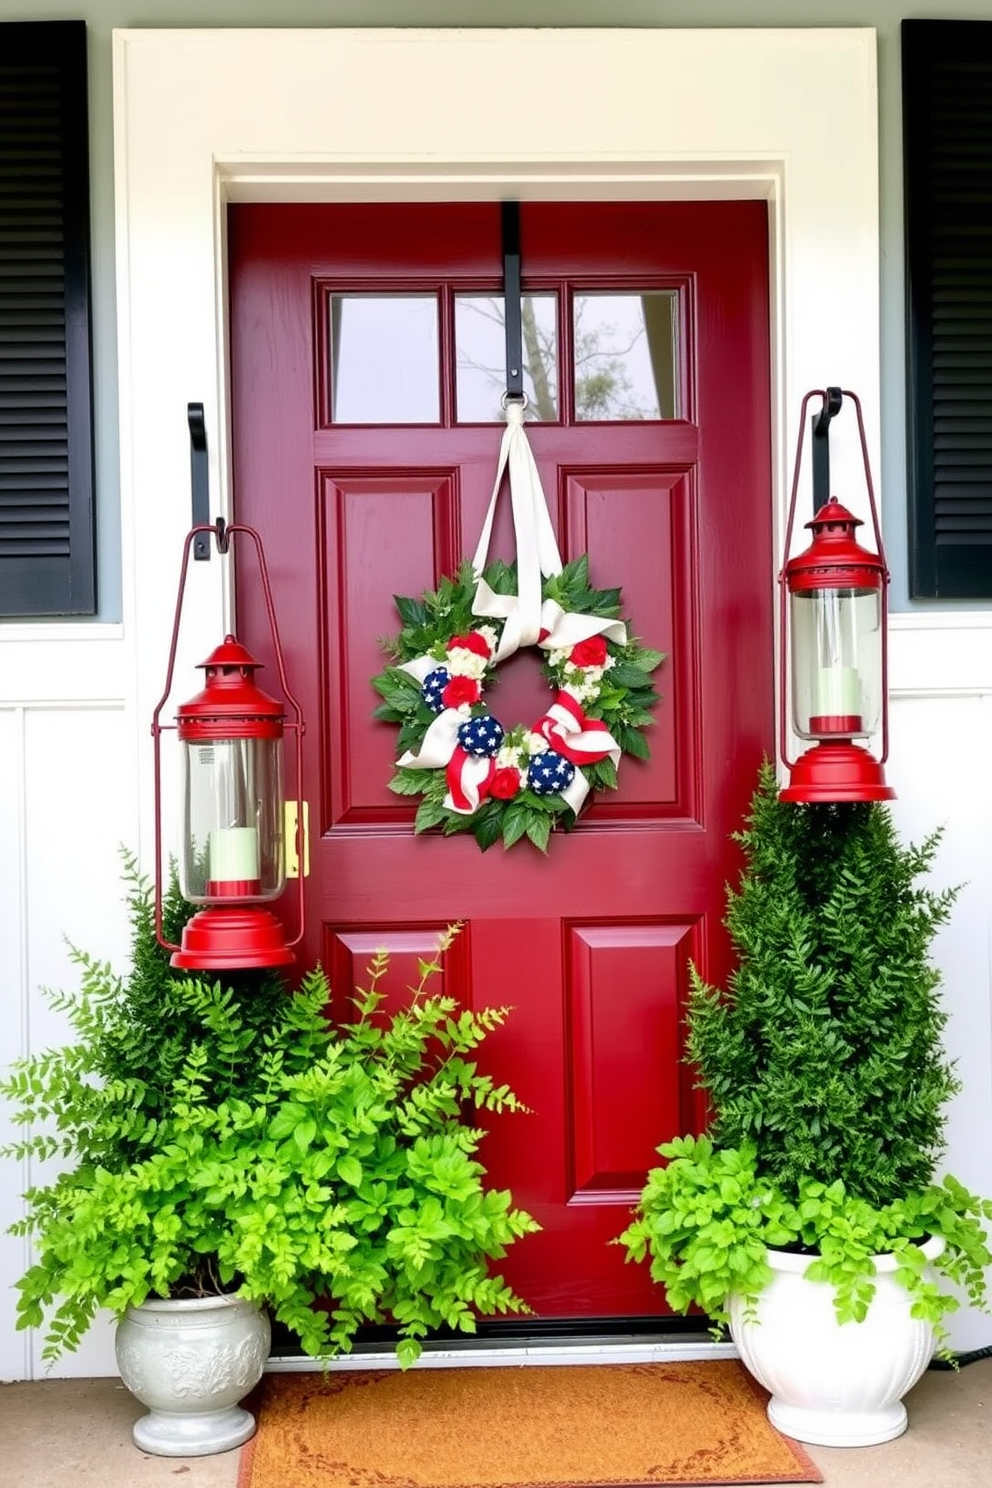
left=490, top=767, right=522, bottom=800
left=569, top=635, right=608, bottom=668
left=442, top=676, right=481, bottom=708
left=447, top=631, right=491, bottom=658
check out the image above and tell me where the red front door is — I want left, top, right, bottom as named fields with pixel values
left=228, top=201, right=773, bottom=1324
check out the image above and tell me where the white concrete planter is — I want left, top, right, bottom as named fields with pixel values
left=728, top=1236, right=944, bottom=1447
left=115, top=1294, right=271, bottom=1456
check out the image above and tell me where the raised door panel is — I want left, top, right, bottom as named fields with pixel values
left=318, top=469, right=459, bottom=824
left=563, top=468, right=691, bottom=811
left=566, top=921, right=694, bottom=1200
left=326, top=925, right=470, bottom=1022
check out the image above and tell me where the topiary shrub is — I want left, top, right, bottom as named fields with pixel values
left=686, top=760, right=959, bottom=1205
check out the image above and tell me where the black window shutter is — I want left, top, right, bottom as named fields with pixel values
left=904, top=20, right=992, bottom=600
left=0, top=20, right=96, bottom=617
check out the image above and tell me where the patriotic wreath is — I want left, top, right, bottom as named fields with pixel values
left=372, top=555, right=664, bottom=852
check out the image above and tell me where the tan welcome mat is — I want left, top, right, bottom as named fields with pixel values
left=238, top=1360, right=822, bottom=1487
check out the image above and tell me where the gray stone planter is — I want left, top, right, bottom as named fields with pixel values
left=115, top=1294, right=270, bottom=1456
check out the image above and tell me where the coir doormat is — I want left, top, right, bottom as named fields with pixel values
left=237, top=1359, right=822, bottom=1488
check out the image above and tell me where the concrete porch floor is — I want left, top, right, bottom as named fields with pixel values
left=1, top=1363, right=992, bottom=1488
left=1, top=1360, right=989, bottom=1487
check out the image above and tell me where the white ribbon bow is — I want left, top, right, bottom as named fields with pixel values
left=394, top=403, right=630, bottom=819
left=470, top=400, right=562, bottom=661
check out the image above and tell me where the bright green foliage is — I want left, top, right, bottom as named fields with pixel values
left=1, top=867, right=539, bottom=1365
left=617, top=762, right=992, bottom=1346
left=618, top=1135, right=992, bottom=1352
left=687, top=761, right=960, bottom=1204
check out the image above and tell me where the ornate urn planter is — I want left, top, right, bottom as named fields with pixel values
left=115, top=1294, right=270, bottom=1456
left=728, top=1236, right=944, bottom=1447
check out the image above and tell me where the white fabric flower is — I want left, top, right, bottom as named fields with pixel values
left=446, top=647, right=489, bottom=680
left=566, top=662, right=604, bottom=687
left=562, top=680, right=599, bottom=704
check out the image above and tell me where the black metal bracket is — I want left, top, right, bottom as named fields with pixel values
left=188, top=402, right=212, bottom=559
left=501, top=201, right=524, bottom=401
left=811, top=386, right=843, bottom=511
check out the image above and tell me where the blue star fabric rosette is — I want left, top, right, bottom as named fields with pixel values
left=527, top=751, right=577, bottom=796
left=458, top=714, right=505, bottom=758
left=422, top=668, right=451, bottom=714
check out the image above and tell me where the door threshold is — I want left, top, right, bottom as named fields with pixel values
left=266, top=1333, right=739, bottom=1372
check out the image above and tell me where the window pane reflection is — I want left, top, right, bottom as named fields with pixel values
left=573, top=292, right=679, bottom=421
left=330, top=295, right=439, bottom=423
left=455, top=294, right=558, bottom=422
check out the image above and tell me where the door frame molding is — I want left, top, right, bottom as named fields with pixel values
left=109, top=29, right=878, bottom=1364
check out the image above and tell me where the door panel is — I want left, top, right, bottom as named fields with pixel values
left=566, top=921, right=687, bottom=1194
left=228, top=201, right=773, bottom=1323
left=319, top=467, right=460, bottom=821
left=562, top=467, right=684, bottom=805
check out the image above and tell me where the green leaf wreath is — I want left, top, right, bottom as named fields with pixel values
left=372, top=556, right=665, bottom=852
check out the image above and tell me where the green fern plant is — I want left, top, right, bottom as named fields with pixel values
left=9, top=851, right=295, bottom=1174
left=2, top=862, right=539, bottom=1366
left=618, top=761, right=992, bottom=1349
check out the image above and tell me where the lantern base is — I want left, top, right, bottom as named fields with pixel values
left=170, top=907, right=295, bottom=971
left=780, top=741, right=895, bottom=804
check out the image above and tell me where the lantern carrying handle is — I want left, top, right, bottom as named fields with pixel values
left=779, top=389, right=890, bottom=773
left=151, top=523, right=307, bottom=955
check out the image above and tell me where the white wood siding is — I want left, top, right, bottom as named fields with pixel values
left=0, top=648, right=137, bottom=1379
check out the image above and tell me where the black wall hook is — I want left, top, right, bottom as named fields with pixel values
left=811, top=386, right=843, bottom=512
left=188, top=402, right=211, bottom=560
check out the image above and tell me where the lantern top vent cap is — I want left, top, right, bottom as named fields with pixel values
left=198, top=635, right=263, bottom=672
left=177, top=631, right=283, bottom=733
left=785, top=494, right=886, bottom=588
left=805, top=497, right=862, bottom=534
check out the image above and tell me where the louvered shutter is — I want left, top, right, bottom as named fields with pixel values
left=903, top=20, right=992, bottom=599
left=0, top=21, right=95, bottom=617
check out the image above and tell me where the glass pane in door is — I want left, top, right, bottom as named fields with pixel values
left=573, top=292, right=679, bottom=420
left=455, top=294, right=558, bottom=422
left=330, top=295, right=440, bottom=423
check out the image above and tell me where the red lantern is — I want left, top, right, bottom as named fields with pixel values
left=779, top=390, right=894, bottom=803
left=151, top=524, right=306, bottom=969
